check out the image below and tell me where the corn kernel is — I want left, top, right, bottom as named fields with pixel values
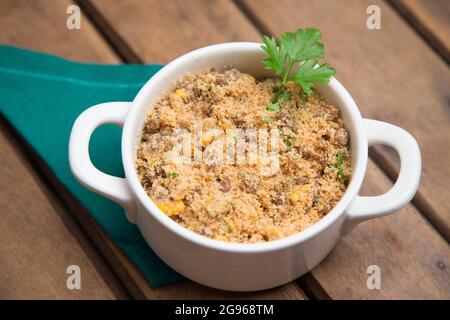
left=289, top=184, right=312, bottom=206
left=159, top=200, right=185, bottom=216
left=202, top=133, right=216, bottom=147
left=216, top=235, right=229, bottom=242
left=264, top=227, right=281, bottom=239
left=175, top=88, right=186, bottom=98
left=225, top=218, right=236, bottom=232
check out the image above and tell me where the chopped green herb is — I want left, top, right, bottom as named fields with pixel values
left=262, top=115, right=271, bottom=124
left=168, top=172, right=178, bottom=178
left=261, top=28, right=335, bottom=99
left=279, top=89, right=292, bottom=101
left=336, top=151, right=345, bottom=183
left=271, top=86, right=291, bottom=103
left=266, top=102, right=282, bottom=112
left=284, top=137, right=293, bottom=151
left=237, top=172, right=245, bottom=179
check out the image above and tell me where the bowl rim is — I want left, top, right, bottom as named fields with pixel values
left=122, top=42, right=368, bottom=253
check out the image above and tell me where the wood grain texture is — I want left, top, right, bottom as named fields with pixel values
left=0, top=129, right=120, bottom=299
left=0, top=0, right=129, bottom=300
left=0, top=0, right=118, bottom=63
left=390, top=0, right=450, bottom=63
left=88, top=0, right=261, bottom=63
left=313, top=161, right=450, bottom=299
left=241, top=0, right=450, bottom=241
left=0, top=0, right=306, bottom=299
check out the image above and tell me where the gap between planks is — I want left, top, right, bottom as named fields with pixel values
left=386, top=0, right=449, bottom=65
left=76, top=0, right=143, bottom=63
left=0, top=118, right=130, bottom=299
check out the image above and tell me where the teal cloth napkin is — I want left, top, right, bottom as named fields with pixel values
left=0, top=45, right=183, bottom=287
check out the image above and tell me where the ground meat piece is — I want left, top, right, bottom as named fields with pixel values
left=140, top=174, right=153, bottom=189
left=145, top=119, right=160, bottom=133
left=194, top=187, right=202, bottom=194
left=231, top=115, right=244, bottom=128
left=145, top=134, right=166, bottom=152
left=271, top=195, right=285, bottom=205
left=152, top=184, right=169, bottom=201
left=324, top=104, right=340, bottom=120
left=277, top=112, right=290, bottom=123
left=192, top=86, right=202, bottom=98
left=224, top=69, right=241, bottom=81
left=155, top=163, right=166, bottom=178
left=294, top=177, right=310, bottom=185
left=215, top=75, right=228, bottom=87
left=242, top=175, right=260, bottom=193
left=202, top=104, right=214, bottom=117
left=334, top=128, right=349, bottom=146
left=217, top=178, right=231, bottom=192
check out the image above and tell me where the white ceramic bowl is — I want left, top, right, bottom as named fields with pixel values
left=69, top=43, right=421, bottom=291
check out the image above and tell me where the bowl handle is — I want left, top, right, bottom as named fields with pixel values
left=344, top=119, right=421, bottom=234
left=68, top=102, right=136, bottom=223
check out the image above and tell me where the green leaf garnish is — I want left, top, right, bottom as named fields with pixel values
left=284, top=137, right=293, bottom=149
left=266, top=102, right=282, bottom=112
left=292, top=60, right=336, bottom=96
left=279, top=28, right=325, bottom=62
left=168, top=172, right=178, bottom=178
left=262, top=35, right=286, bottom=76
left=261, top=27, right=335, bottom=100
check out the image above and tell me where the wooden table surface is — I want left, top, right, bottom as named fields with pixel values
left=0, top=0, right=449, bottom=300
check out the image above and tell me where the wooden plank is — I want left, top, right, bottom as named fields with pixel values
left=87, top=0, right=262, bottom=63
left=313, top=161, right=450, bottom=299
left=0, top=0, right=306, bottom=299
left=390, top=0, right=450, bottom=63
left=138, top=280, right=306, bottom=299
left=0, top=129, right=122, bottom=299
left=0, top=0, right=129, bottom=300
left=0, top=0, right=118, bottom=63
left=239, top=0, right=450, bottom=298
left=240, top=0, right=450, bottom=241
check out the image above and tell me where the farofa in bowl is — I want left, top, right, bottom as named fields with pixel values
left=135, top=68, right=351, bottom=243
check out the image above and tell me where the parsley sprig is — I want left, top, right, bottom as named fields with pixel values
left=261, top=28, right=336, bottom=103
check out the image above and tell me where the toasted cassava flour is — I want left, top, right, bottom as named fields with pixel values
left=135, top=69, right=351, bottom=243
